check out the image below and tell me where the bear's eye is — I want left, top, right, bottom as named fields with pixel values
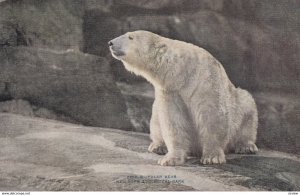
left=128, top=36, right=133, bottom=40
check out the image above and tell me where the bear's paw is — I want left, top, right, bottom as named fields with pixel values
left=158, top=155, right=185, bottom=166
left=200, top=149, right=226, bottom=165
left=148, top=142, right=168, bottom=155
left=235, top=142, right=258, bottom=154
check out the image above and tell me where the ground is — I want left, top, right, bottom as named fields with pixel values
left=0, top=113, right=299, bottom=191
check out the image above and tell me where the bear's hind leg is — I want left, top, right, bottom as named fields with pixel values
left=234, top=110, right=258, bottom=154
left=148, top=100, right=167, bottom=155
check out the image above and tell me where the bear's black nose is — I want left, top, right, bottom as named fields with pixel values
left=108, top=41, right=113, bottom=46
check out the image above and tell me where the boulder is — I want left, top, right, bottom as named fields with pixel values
left=0, top=99, right=34, bottom=117
left=0, top=99, right=76, bottom=123
left=0, top=113, right=299, bottom=191
left=254, top=93, right=300, bottom=154
left=0, top=47, right=132, bottom=130
left=0, top=0, right=85, bottom=50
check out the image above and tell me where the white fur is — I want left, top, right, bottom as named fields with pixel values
left=109, top=31, right=258, bottom=165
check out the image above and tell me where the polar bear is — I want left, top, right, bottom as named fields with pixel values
left=109, top=30, right=258, bottom=166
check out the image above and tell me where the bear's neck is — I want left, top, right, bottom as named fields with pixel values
left=122, top=60, right=188, bottom=92
left=122, top=61, right=165, bottom=89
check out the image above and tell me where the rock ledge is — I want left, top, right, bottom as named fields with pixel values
left=0, top=113, right=299, bottom=191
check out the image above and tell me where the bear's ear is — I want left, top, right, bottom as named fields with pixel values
left=155, top=43, right=167, bottom=55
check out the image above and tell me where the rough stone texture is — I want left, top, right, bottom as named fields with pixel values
left=117, top=82, right=154, bottom=133
left=0, top=22, right=18, bottom=47
left=0, top=99, right=76, bottom=123
left=0, top=99, right=34, bottom=117
left=115, top=0, right=185, bottom=10
left=0, top=47, right=131, bottom=130
left=0, top=0, right=85, bottom=50
left=0, top=113, right=299, bottom=191
left=254, top=93, right=300, bottom=154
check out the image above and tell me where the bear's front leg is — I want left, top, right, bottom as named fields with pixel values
left=200, top=146, right=226, bottom=164
left=148, top=99, right=167, bottom=155
left=156, top=91, right=194, bottom=166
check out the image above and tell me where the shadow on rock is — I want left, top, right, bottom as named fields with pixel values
left=218, top=156, right=300, bottom=191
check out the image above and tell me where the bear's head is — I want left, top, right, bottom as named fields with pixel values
left=108, top=31, right=168, bottom=80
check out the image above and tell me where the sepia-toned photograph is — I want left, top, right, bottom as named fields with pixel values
left=0, top=0, right=299, bottom=192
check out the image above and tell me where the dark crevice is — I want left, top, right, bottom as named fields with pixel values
left=15, top=27, right=28, bottom=46
left=0, top=82, right=13, bottom=102
left=0, top=42, right=11, bottom=47
left=21, top=96, right=80, bottom=125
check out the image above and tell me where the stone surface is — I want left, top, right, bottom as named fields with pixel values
left=0, top=22, right=18, bottom=47
left=0, top=47, right=131, bottom=130
left=254, top=93, right=300, bottom=154
left=0, top=0, right=85, bottom=50
left=0, top=99, right=76, bottom=123
left=0, top=113, right=299, bottom=191
left=115, top=0, right=185, bottom=10
left=117, top=82, right=154, bottom=133
left=0, top=99, right=34, bottom=117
